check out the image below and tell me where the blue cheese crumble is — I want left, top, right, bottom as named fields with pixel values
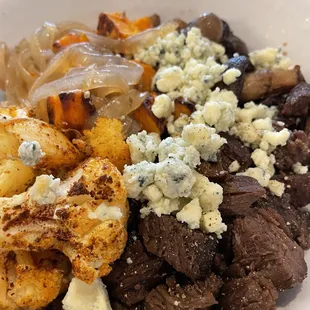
left=18, top=141, right=45, bottom=167
left=126, top=131, right=160, bottom=164
left=249, top=47, right=292, bottom=70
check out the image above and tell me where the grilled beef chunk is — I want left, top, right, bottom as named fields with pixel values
left=111, top=300, right=145, bottom=310
left=218, top=223, right=234, bottom=264
left=220, top=20, right=248, bottom=57
left=231, top=208, right=307, bottom=290
left=219, top=133, right=253, bottom=172
left=274, top=130, right=310, bottom=170
left=145, top=274, right=222, bottom=310
left=198, top=160, right=228, bottom=182
left=139, top=214, right=217, bottom=280
left=105, top=235, right=169, bottom=306
left=221, top=56, right=254, bottom=98
left=281, top=82, right=310, bottom=117
left=198, top=134, right=252, bottom=181
left=44, top=297, right=63, bottom=310
left=283, top=173, right=310, bottom=208
left=220, top=176, right=266, bottom=217
left=254, top=192, right=310, bottom=249
left=219, top=273, right=278, bottom=310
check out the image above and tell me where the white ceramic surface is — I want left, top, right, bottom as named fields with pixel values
left=0, top=0, right=309, bottom=308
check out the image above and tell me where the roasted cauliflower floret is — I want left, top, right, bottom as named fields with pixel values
left=0, top=250, right=70, bottom=310
left=0, top=158, right=128, bottom=284
left=0, top=158, right=35, bottom=197
left=0, top=118, right=82, bottom=169
left=82, top=117, right=131, bottom=171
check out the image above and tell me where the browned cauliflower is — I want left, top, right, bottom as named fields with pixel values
left=0, top=250, right=70, bottom=310
left=0, top=157, right=129, bottom=284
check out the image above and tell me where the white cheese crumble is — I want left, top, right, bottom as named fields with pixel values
left=127, top=257, right=133, bottom=264
left=228, top=160, right=241, bottom=173
left=268, top=180, right=285, bottom=197
left=62, top=278, right=112, bottom=310
left=126, top=131, right=161, bottom=164
left=145, top=197, right=180, bottom=217
left=222, top=68, right=242, bottom=85
left=249, top=47, right=292, bottom=70
left=176, top=198, right=202, bottom=229
left=29, top=175, right=60, bottom=205
left=190, top=171, right=223, bottom=213
left=123, top=161, right=156, bottom=199
left=157, top=137, right=201, bottom=169
left=155, top=158, right=196, bottom=199
left=182, top=124, right=226, bottom=161
left=142, top=184, right=163, bottom=202
left=236, top=102, right=277, bottom=124
left=200, top=210, right=227, bottom=238
left=167, top=114, right=190, bottom=137
left=136, top=27, right=228, bottom=105
left=238, top=167, right=271, bottom=187
left=155, top=66, right=184, bottom=93
left=134, top=27, right=226, bottom=69
left=88, top=203, right=122, bottom=221
left=18, top=141, right=45, bottom=167
left=292, top=162, right=309, bottom=175
left=151, top=94, right=175, bottom=118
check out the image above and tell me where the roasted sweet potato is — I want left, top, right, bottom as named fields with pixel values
left=132, top=14, right=161, bottom=31
left=47, top=92, right=95, bottom=130
left=241, top=66, right=302, bottom=102
left=132, top=60, right=156, bottom=91
left=132, top=94, right=166, bottom=134
left=173, top=97, right=195, bottom=119
left=52, top=33, right=89, bottom=52
left=82, top=117, right=131, bottom=171
left=97, top=12, right=158, bottom=39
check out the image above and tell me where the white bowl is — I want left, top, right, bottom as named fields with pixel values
left=0, top=0, right=309, bottom=309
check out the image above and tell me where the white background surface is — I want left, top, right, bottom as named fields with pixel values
left=0, top=0, right=309, bottom=308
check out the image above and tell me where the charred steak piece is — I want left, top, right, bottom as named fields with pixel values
left=281, top=82, right=310, bottom=117
left=104, top=235, right=169, bottom=306
left=254, top=192, right=310, bottom=249
left=221, top=56, right=254, bottom=98
left=274, top=130, right=310, bottom=170
left=145, top=274, right=222, bottom=310
left=219, top=273, right=278, bottom=310
left=231, top=208, right=307, bottom=290
left=220, top=20, right=248, bottom=57
left=220, top=175, right=266, bottom=217
left=198, top=134, right=252, bottom=181
left=111, top=300, right=145, bottom=310
left=283, top=173, right=310, bottom=208
left=139, top=214, right=217, bottom=280
left=219, top=133, right=253, bottom=172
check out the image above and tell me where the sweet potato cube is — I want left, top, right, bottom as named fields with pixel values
left=52, top=33, right=89, bottom=52
left=173, top=97, right=196, bottom=119
left=47, top=92, right=95, bottom=129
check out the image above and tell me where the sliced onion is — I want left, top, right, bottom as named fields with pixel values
left=121, top=115, right=142, bottom=137
left=96, top=89, right=147, bottom=118
left=17, top=49, right=38, bottom=87
left=5, top=52, right=30, bottom=107
left=56, top=21, right=93, bottom=37
left=29, top=22, right=58, bottom=72
left=30, top=69, right=129, bottom=105
left=124, top=20, right=179, bottom=52
left=71, top=20, right=179, bottom=54
left=0, top=42, right=9, bottom=90
left=29, top=43, right=125, bottom=97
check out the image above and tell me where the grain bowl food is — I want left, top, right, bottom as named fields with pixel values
left=0, top=10, right=309, bottom=310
